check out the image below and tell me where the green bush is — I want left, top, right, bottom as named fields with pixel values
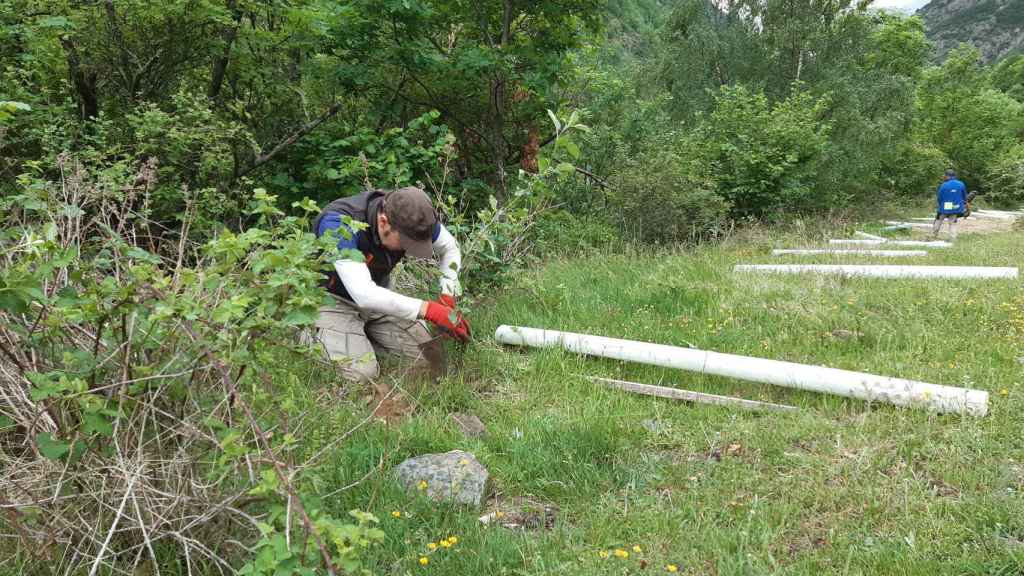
left=880, top=142, right=949, bottom=200
left=0, top=158, right=383, bottom=573
left=689, top=85, right=832, bottom=217
left=609, top=136, right=730, bottom=243
left=985, top=144, right=1024, bottom=207
left=533, top=209, right=619, bottom=256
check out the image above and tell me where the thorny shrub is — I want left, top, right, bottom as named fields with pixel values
left=0, top=156, right=383, bottom=574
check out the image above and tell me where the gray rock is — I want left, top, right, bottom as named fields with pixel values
left=450, top=412, right=487, bottom=438
left=395, top=450, right=489, bottom=506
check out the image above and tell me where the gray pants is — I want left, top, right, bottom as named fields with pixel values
left=933, top=214, right=960, bottom=239
left=310, top=296, right=445, bottom=383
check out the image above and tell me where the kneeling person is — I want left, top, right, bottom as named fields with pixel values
left=312, top=186, right=470, bottom=383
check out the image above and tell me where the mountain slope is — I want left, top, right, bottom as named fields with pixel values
left=918, top=0, right=1024, bottom=62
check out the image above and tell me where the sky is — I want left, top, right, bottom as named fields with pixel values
left=871, top=0, right=931, bottom=13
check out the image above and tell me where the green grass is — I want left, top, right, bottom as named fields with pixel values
left=311, top=225, right=1024, bottom=575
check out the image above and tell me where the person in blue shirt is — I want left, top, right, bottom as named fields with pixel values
left=933, top=169, right=967, bottom=240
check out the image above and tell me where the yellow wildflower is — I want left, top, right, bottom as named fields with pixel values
left=1000, top=389, right=1010, bottom=396
left=632, top=545, right=642, bottom=553
left=666, top=564, right=679, bottom=573
left=448, top=536, right=458, bottom=544
left=495, top=511, right=506, bottom=518
left=391, top=511, right=402, bottom=518
left=419, top=557, right=429, bottom=566
left=614, top=549, right=629, bottom=559
left=598, top=550, right=610, bottom=559
left=427, top=543, right=438, bottom=551
left=440, top=539, right=453, bottom=548
left=417, top=480, right=428, bottom=490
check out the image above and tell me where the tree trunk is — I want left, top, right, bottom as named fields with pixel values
left=209, top=0, right=242, bottom=100
left=521, top=126, right=540, bottom=173
left=490, top=77, right=508, bottom=203
left=489, top=0, right=516, bottom=204
left=60, top=37, right=99, bottom=120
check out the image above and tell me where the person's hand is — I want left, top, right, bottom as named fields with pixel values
left=424, top=300, right=471, bottom=342
left=439, top=293, right=457, bottom=310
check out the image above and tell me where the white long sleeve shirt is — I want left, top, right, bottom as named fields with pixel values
left=333, top=224, right=462, bottom=320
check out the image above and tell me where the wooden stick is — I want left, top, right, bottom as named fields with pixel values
left=584, top=376, right=799, bottom=413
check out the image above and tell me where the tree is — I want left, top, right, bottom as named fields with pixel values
left=343, top=0, right=606, bottom=202
left=918, top=44, right=1024, bottom=190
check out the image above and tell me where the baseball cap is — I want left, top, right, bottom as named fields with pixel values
left=384, top=186, right=437, bottom=259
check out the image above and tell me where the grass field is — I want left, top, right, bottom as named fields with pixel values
left=307, top=224, right=1024, bottom=575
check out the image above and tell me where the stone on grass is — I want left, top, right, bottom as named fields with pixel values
left=395, top=450, right=489, bottom=506
left=449, top=412, right=487, bottom=438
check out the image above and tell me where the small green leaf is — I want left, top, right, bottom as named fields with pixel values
left=83, top=412, right=114, bottom=437
left=546, top=109, right=562, bottom=134
left=562, top=139, right=580, bottom=159
left=36, top=432, right=70, bottom=461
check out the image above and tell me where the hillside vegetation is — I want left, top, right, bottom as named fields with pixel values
left=920, top=0, right=1024, bottom=62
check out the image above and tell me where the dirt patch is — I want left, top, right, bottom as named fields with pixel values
left=479, top=495, right=559, bottom=532
left=927, top=477, right=961, bottom=499
left=783, top=518, right=831, bottom=560
left=904, top=214, right=1018, bottom=236
left=701, top=442, right=745, bottom=462
left=368, top=382, right=415, bottom=424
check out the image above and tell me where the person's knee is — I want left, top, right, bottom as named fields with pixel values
left=344, top=357, right=380, bottom=383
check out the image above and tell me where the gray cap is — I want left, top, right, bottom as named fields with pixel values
left=384, top=187, right=436, bottom=259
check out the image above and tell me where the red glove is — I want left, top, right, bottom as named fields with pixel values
left=424, top=300, right=471, bottom=342
left=439, top=294, right=457, bottom=310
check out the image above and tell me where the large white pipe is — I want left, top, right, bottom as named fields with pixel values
left=772, top=249, right=927, bottom=258
left=886, top=221, right=933, bottom=229
left=495, top=326, right=988, bottom=416
left=854, top=231, right=885, bottom=240
left=735, top=264, right=1018, bottom=279
left=881, top=224, right=911, bottom=232
left=830, top=239, right=952, bottom=248
left=973, top=210, right=1016, bottom=220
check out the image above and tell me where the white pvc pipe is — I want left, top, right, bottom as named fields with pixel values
left=495, top=326, right=988, bottom=416
left=881, top=224, right=911, bottom=232
left=735, top=264, right=1018, bottom=279
left=772, top=249, right=927, bottom=258
left=830, top=239, right=952, bottom=248
left=854, top=231, right=886, bottom=240
left=973, top=210, right=1016, bottom=220
left=886, top=221, right=933, bottom=229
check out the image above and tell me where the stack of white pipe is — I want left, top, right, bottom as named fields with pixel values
left=973, top=210, right=1017, bottom=220
left=495, top=326, right=989, bottom=416
left=854, top=231, right=886, bottom=240
left=772, top=249, right=927, bottom=258
left=735, top=264, right=1018, bottom=279
left=885, top=221, right=933, bottom=229
left=830, top=239, right=951, bottom=248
